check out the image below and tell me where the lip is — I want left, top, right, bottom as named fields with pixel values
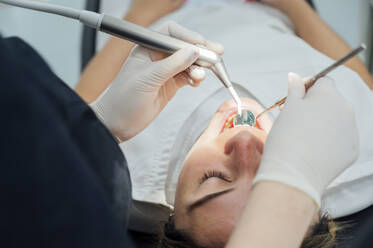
left=219, top=106, right=264, bottom=134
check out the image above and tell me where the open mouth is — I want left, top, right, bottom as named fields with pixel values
left=221, top=109, right=262, bottom=133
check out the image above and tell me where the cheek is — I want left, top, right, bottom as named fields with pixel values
left=224, top=185, right=251, bottom=223
left=197, top=219, right=235, bottom=247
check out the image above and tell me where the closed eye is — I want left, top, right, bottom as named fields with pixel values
left=199, top=170, right=232, bottom=184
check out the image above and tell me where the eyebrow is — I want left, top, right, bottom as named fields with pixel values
left=186, top=188, right=235, bottom=214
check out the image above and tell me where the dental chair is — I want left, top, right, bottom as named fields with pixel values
left=80, top=1, right=373, bottom=247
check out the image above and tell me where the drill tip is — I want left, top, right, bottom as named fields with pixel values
left=228, top=86, right=242, bottom=116
left=237, top=100, right=242, bottom=116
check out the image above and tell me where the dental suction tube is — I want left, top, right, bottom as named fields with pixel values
left=0, top=0, right=81, bottom=19
left=0, top=0, right=240, bottom=108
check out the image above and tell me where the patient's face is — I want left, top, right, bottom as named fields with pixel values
left=173, top=98, right=273, bottom=247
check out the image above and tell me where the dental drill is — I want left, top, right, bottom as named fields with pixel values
left=0, top=0, right=242, bottom=116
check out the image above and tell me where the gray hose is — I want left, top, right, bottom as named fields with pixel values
left=0, top=0, right=81, bottom=19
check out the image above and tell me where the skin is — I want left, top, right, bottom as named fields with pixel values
left=77, top=1, right=364, bottom=245
left=173, top=99, right=319, bottom=247
left=173, top=98, right=273, bottom=247
left=227, top=181, right=317, bottom=248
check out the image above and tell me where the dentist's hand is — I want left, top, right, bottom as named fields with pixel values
left=253, top=73, right=359, bottom=207
left=90, top=21, right=224, bottom=142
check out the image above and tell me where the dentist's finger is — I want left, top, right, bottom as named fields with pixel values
left=188, top=65, right=206, bottom=84
left=286, top=72, right=306, bottom=105
left=153, top=46, right=200, bottom=83
left=204, top=40, right=224, bottom=55
left=306, top=76, right=337, bottom=99
left=158, top=21, right=205, bottom=45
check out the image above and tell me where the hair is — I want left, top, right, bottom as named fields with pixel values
left=157, top=214, right=348, bottom=248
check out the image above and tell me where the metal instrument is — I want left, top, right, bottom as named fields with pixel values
left=100, top=16, right=242, bottom=115
left=0, top=0, right=242, bottom=115
left=256, top=44, right=366, bottom=120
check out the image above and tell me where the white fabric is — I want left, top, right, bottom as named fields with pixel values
left=99, top=1, right=373, bottom=218
left=253, top=73, right=360, bottom=208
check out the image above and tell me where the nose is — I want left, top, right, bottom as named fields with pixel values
left=224, top=130, right=263, bottom=175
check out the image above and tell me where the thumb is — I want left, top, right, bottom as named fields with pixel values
left=286, top=72, right=305, bottom=104
left=153, top=46, right=200, bottom=81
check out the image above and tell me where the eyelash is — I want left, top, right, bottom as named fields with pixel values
left=200, top=170, right=232, bottom=184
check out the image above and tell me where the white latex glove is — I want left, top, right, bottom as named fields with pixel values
left=91, top=21, right=224, bottom=142
left=253, top=72, right=359, bottom=207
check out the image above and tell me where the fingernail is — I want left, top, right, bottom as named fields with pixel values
left=190, top=67, right=205, bottom=80
left=215, top=43, right=224, bottom=54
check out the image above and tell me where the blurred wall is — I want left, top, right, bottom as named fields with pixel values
left=0, top=0, right=85, bottom=87
left=314, top=0, right=372, bottom=65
